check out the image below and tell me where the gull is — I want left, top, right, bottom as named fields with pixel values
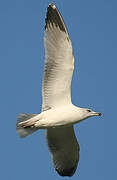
left=16, top=3, right=102, bottom=177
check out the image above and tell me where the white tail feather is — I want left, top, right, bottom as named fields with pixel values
left=16, top=114, right=39, bottom=138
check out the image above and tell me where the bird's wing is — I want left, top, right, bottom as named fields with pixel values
left=46, top=126, right=80, bottom=176
left=42, top=3, right=74, bottom=110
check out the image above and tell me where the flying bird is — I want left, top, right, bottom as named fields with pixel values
left=16, top=3, right=102, bottom=177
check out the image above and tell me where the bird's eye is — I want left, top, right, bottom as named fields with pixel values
left=87, top=109, right=91, bottom=113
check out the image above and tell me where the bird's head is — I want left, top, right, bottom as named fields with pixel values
left=78, top=108, right=102, bottom=121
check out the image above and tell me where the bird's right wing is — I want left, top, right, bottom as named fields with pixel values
left=46, top=126, right=80, bottom=176
left=42, top=3, right=74, bottom=111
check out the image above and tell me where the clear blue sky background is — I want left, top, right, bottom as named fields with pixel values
left=0, top=0, right=116, bottom=179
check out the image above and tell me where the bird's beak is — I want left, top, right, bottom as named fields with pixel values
left=92, top=112, right=102, bottom=116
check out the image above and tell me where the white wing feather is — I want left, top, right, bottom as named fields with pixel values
left=42, top=10, right=74, bottom=110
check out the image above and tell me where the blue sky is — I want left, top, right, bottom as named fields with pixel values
left=0, top=0, right=116, bottom=179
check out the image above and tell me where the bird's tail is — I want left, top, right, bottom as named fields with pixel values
left=16, top=114, right=39, bottom=138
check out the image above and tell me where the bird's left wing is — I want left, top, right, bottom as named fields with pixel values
left=46, top=126, right=80, bottom=176
left=42, top=3, right=74, bottom=110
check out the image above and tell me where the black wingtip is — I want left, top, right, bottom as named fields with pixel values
left=45, top=3, right=67, bottom=33
left=56, top=166, right=77, bottom=177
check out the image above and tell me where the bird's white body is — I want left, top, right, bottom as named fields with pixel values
left=28, top=105, right=87, bottom=129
